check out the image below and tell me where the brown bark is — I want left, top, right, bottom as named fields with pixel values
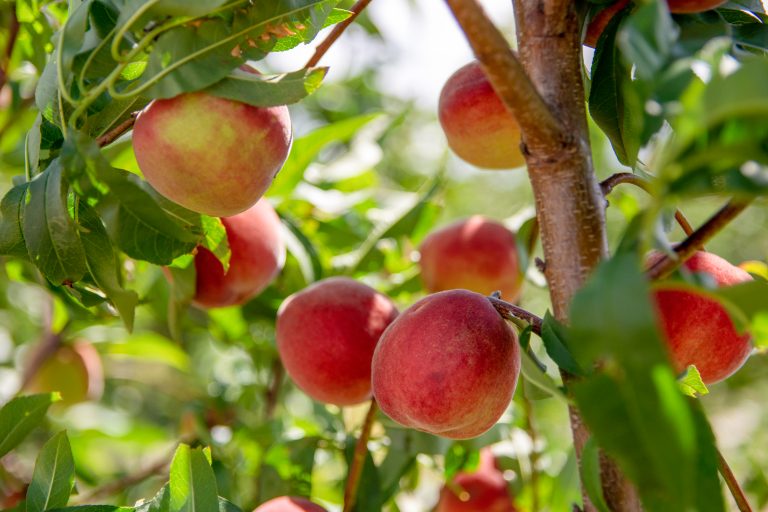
left=444, top=0, right=642, bottom=509
left=512, top=2, right=641, bottom=509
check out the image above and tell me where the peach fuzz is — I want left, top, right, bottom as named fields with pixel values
left=438, top=62, right=526, bottom=170
left=437, top=448, right=516, bottom=512
left=192, top=199, right=285, bottom=308
left=276, top=277, right=399, bottom=406
left=419, top=215, right=523, bottom=302
left=132, top=92, right=291, bottom=217
left=252, top=496, right=327, bottom=512
left=372, top=290, right=520, bottom=439
left=649, top=251, right=753, bottom=384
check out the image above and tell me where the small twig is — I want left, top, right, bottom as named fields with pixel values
left=600, top=172, right=695, bottom=237
left=264, top=358, right=284, bottom=421
left=96, top=112, right=138, bottom=147
left=488, top=296, right=543, bottom=335
left=443, top=0, right=563, bottom=149
left=75, top=448, right=175, bottom=503
left=305, top=0, right=374, bottom=68
left=716, top=446, right=753, bottom=512
left=343, top=399, right=378, bottom=512
left=646, top=199, right=751, bottom=280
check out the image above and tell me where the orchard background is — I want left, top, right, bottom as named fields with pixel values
left=2, top=0, right=768, bottom=511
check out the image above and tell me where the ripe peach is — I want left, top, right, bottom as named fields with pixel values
left=438, top=62, right=526, bottom=170
left=26, top=341, right=104, bottom=405
left=372, top=290, right=520, bottom=439
left=583, top=0, right=631, bottom=48
left=192, top=199, right=285, bottom=308
left=649, top=251, right=753, bottom=384
left=253, top=496, right=327, bottom=512
left=132, top=92, right=292, bottom=217
left=276, top=277, right=399, bottom=406
left=419, top=216, right=523, bottom=302
left=667, top=0, right=727, bottom=13
left=437, top=448, right=516, bottom=512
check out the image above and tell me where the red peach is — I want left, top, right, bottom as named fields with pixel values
left=132, top=92, right=291, bottom=217
left=668, top=0, right=727, bottom=13
left=192, top=199, right=285, bottom=308
left=253, top=496, right=327, bottom=512
left=26, top=341, right=104, bottom=405
left=276, top=277, right=399, bottom=406
left=419, top=216, right=523, bottom=302
left=649, top=251, right=753, bottom=384
left=372, top=290, right=520, bottom=439
left=437, top=448, right=517, bottom=512
left=583, top=0, right=631, bottom=48
left=438, top=62, right=526, bottom=170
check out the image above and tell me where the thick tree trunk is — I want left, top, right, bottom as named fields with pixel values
left=511, top=1, right=641, bottom=510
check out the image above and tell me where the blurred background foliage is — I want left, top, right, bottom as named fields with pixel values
left=0, top=0, right=767, bottom=511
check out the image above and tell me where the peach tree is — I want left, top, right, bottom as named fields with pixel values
left=1, top=0, right=768, bottom=511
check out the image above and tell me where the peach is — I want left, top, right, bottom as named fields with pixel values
left=668, top=0, right=727, bottom=13
left=276, top=277, right=399, bottom=406
left=419, top=216, right=523, bottom=302
left=649, top=251, right=753, bottom=384
left=438, top=62, right=526, bottom=170
left=372, top=290, right=520, bottom=439
left=132, top=92, right=292, bottom=217
left=26, top=341, right=104, bottom=405
left=437, top=448, right=516, bottom=512
left=253, top=496, right=327, bottom=512
left=192, top=199, right=285, bottom=308
left=583, top=0, right=631, bottom=48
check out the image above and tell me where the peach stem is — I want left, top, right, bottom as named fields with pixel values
left=646, top=199, right=751, bottom=280
left=488, top=296, right=543, bottom=335
left=599, top=172, right=696, bottom=237
left=343, top=398, right=378, bottom=512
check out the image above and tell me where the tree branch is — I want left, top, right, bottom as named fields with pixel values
left=343, top=399, right=377, bottom=512
left=264, top=358, right=284, bottom=421
left=305, top=0, right=374, bottom=69
left=0, top=8, right=20, bottom=91
left=443, top=0, right=564, bottom=149
left=488, top=296, right=543, bottom=335
left=600, top=172, right=695, bottom=237
left=646, top=199, right=751, bottom=280
left=96, top=112, right=138, bottom=147
left=716, top=447, right=753, bottom=512
left=75, top=448, right=174, bottom=503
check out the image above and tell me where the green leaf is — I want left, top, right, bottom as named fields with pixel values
left=678, top=365, right=709, bottom=398
left=77, top=201, right=139, bottom=330
left=23, top=160, right=88, bottom=285
left=617, top=0, right=677, bottom=81
left=135, top=484, right=170, bottom=512
left=269, top=113, right=382, bottom=197
left=580, top=437, right=611, bottom=512
left=518, top=346, right=568, bottom=405
left=0, top=394, right=58, bottom=458
left=343, top=436, right=383, bottom=511
left=280, top=214, right=323, bottom=285
left=26, top=431, right=76, bottom=512
left=206, top=68, right=327, bottom=107
left=49, top=507, right=135, bottom=512
left=589, top=6, right=643, bottom=166
left=540, top=312, right=585, bottom=377
left=103, top=332, right=191, bottom=372
left=569, top=253, right=725, bottom=511
left=0, top=183, right=31, bottom=259
left=217, top=498, right=242, bottom=512
left=169, top=444, right=219, bottom=512
left=200, top=216, right=229, bottom=273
